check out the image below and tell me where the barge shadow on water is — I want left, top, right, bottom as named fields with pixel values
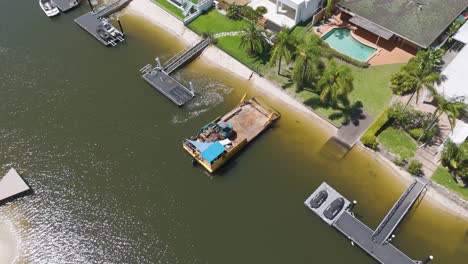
left=183, top=95, right=280, bottom=173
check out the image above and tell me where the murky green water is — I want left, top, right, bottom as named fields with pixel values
left=0, top=2, right=467, bottom=263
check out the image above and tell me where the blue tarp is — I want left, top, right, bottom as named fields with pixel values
left=201, top=141, right=226, bottom=163
left=187, top=140, right=212, bottom=152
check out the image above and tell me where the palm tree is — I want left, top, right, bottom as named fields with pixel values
left=317, top=60, right=354, bottom=107
left=418, top=95, right=466, bottom=141
left=292, top=35, right=322, bottom=90
left=269, top=28, right=296, bottom=75
left=239, top=24, right=267, bottom=56
left=419, top=48, right=445, bottom=72
left=325, top=0, right=336, bottom=19
left=403, top=70, right=440, bottom=110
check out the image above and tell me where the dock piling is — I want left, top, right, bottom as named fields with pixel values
left=189, top=82, right=195, bottom=95
left=117, top=18, right=124, bottom=35
left=155, top=57, right=162, bottom=69
left=347, top=200, right=357, bottom=211
left=87, top=0, right=94, bottom=12
left=420, top=256, right=434, bottom=264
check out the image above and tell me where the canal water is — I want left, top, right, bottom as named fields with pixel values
left=0, top=1, right=467, bottom=263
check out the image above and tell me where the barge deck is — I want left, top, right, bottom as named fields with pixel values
left=183, top=96, right=280, bottom=173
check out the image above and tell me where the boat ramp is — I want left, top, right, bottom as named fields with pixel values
left=183, top=96, right=280, bottom=173
left=305, top=180, right=434, bottom=264
left=139, top=38, right=211, bottom=106
left=52, top=0, right=80, bottom=12
left=74, top=0, right=132, bottom=46
left=0, top=168, right=31, bottom=205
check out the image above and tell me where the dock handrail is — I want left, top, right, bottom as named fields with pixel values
left=163, top=38, right=211, bottom=74
left=372, top=181, right=417, bottom=239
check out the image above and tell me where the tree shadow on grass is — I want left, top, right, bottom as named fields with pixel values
left=303, top=96, right=365, bottom=126
left=330, top=101, right=366, bottom=126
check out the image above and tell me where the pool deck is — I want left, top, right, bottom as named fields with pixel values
left=317, top=13, right=416, bottom=66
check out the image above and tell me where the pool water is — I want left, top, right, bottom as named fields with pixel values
left=322, top=28, right=377, bottom=61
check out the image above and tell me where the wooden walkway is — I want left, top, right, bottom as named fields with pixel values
left=139, top=38, right=211, bottom=106
left=305, top=179, right=430, bottom=264
left=74, top=0, right=131, bottom=46
left=371, top=178, right=428, bottom=244
left=163, top=38, right=211, bottom=74
left=140, top=67, right=194, bottom=106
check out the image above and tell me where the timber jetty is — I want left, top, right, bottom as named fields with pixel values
left=74, top=0, right=132, bottom=46
left=0, top=168, right=31, bottom=205
left=305, top=180, right=434, bottom=264
left=140, top=38, right=212, bottom=106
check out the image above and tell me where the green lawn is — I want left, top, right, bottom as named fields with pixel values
left=152, top=0, right=183, bottom=19
left=348, top=63, right=402, bottom=116
left=272, top=63, right=401, bottom=126
left=216, top=36, right=268, bottom=73
left=378, top=127, right=417, bottom=159
left=188, top=10, right=400, bottom=126
left=188, top=10, right=249, bottom=34
left=189, top=10, right=268, bottom=73
left=432, top=166, right=468, bottom=200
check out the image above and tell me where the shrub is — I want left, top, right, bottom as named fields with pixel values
left=256, top=6, right=267, bottom=15
left=361, top=108, right=390, bottom=148
left=390, top=71, right=415, bottom=95
left=226, top=4, right=242, bottom=20
left=388, top=103, right=434, bottom=131
left=408, top=128, right=424, bottom=140
left=362, top=134, right=378, bottom=149
left=241, top=6, right=262, bottom=22
left=407, top=160, right=423, bottom=176
left=393, top=157, right=406, bottom=167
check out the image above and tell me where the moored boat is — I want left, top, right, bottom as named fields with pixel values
left=39, top=0, right=60, bottom=17
left=183, top=95, right=280, bottom=173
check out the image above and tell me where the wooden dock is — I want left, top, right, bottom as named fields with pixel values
left=0, top=168, right=31, bottom=204
left=140, top=65, right=194, bottom=106
left=139, top=38, right=211, bottom=106
left=52, top=0, right=80, bottom=12
left=74, top=0, right=131, bottom=46
left=305, top=180, right=432, bottom=264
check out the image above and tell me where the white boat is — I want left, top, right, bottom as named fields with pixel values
left=39, top=0, right=60, bottom=17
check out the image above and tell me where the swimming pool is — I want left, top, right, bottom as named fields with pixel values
left=322, top=28, right=377, bottom=62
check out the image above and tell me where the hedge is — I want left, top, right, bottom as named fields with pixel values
left=361, top=108, right=391, bottom=149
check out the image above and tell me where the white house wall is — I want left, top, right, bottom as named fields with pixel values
left=298, top=0, right=322, bottom=23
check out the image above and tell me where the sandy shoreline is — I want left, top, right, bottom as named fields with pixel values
left=361, top=145, right=468, bottom=219
left=0, top=221, right=17, bottom=264
left=126, top=0, right=337, bottom=136
left=126, top=0, right=468, bottom=220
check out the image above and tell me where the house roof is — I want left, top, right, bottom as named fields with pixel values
left=338, top=0, right=468, bottom=48
left=454, top=21, right=468, bottom=44
left=436, top=44, right=468, bottom=104
left=348, top=16, right=394, bottom=40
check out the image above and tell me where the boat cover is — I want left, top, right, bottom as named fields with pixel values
left=201, top=141, right=226, bottom=163
left=187, top=140, right=212, bottom=152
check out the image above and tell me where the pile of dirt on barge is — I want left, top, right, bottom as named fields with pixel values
left=183, top=96, right=280, bottom=173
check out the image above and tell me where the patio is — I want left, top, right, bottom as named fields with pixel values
left=316, top=12, right=416, bottom=65
left=249, top=0, right=296, bottom=28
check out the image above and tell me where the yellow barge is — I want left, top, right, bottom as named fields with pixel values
left=183, top=96, right=280, bottom=173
